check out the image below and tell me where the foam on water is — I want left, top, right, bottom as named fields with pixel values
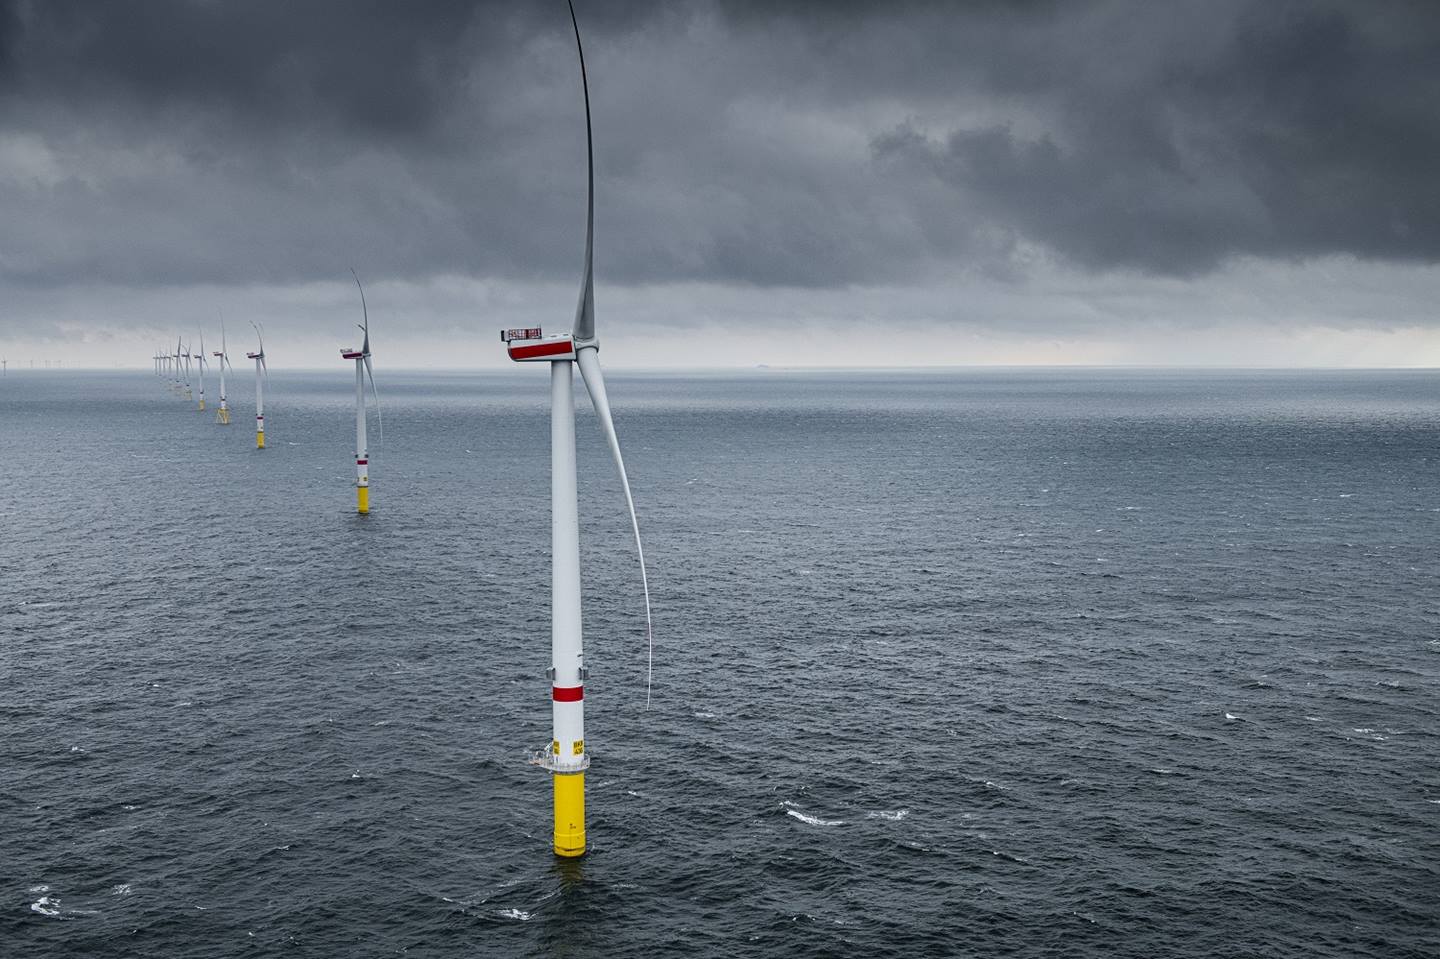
left=497, top=908, right=533, bottom=922
left=866, top=810, right=910, bottom=821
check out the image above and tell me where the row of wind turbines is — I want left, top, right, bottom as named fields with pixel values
left=152, top=323, right=264, bottom=439
left=152, top=272, right=377, bottom=514
left=145, top=2, right=646, bottom=859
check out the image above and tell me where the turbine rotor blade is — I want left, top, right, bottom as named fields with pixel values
left=363, top=354, right=382, bottom=447
left=568, top=0, right=595, bottom=343
left=576, top=346, right=652, bottom=708
left=351, top=269, right=370, bottom=355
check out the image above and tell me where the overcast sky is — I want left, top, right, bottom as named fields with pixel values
left=1, top=0, right=1438, bottom=368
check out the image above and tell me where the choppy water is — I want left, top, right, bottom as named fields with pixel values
left=3, top=368, right=1438, bottom=957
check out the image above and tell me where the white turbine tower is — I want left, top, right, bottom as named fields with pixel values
left=195, top=333, right=208, bottom=411
left=213, top=320, right=232, bottom=424
left=341, top=270, right=382, bottom=514
left=504, top=0, right=653, bottom=859
left=182, top=338, right=194, bottom=401
left=174, top=338, right=185, bottom=395
left=246, top=324, right=267, bottom=449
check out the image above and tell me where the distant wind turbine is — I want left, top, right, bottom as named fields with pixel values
left=213, top=320, right=232, bottom=424
left=195, top=333, right=208, bottom=411
left=341, top=270, right=382, bottom=514
left=504, top=0, right=653, bottom=859
left=246, top=324, right=267, bottom=449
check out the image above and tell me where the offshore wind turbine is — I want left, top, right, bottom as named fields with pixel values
left=246, top=324, right=267, bottom=449
left=178, top=337, right=192, bottom=400
left=503, top=0, right=653, bottom=859
left=341, top=270, right=382, bottom=514
left=194, top=334, right=208, bottom=411
left=213, top=321, right=232, bottom=424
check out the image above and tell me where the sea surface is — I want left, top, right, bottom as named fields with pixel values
left=2, top=368, right=1437, bottom=958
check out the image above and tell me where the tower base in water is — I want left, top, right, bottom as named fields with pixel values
left=532, top=746, right=589, bottom=858
left=553, top=771, right=586, bottom=857
left=198, top=400, right=206, bottom=411
left=216, top=408, right=230, bottom=424
left=257, top=431, right=265, bottom=449
left=357, top=485, right=369, bottom=514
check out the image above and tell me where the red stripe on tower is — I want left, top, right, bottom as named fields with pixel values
left=552, top=686, right=584, bottom=702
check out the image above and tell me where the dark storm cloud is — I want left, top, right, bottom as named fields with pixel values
left=873, top=1, right=1440, bottom=275
left=0, top=0, right=1437, bottom=296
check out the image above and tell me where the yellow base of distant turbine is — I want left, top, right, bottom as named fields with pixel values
left=216, top=408, right=230, bottom=424
left=553, top=772, right=585, bottom=857
left=257, top=431, right=265, bottom=449
left=356, top=486, right=369, bottom=514
left=198, top=400, right=205, bottom=411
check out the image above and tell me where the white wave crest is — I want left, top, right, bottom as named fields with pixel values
left=866, top=809, right=909, bottom=821
left=31, top=893, right=65, bottom=918
left=785, top=807, right=844, bottom=827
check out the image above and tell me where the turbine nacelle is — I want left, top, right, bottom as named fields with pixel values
left=504, top=329, right=577, bottom=362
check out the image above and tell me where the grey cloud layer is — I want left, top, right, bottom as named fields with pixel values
left=1, top=0, right=1436, bottom=294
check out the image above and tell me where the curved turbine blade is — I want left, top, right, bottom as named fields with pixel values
left=576, top=346, right=652, bottom=708
left=568, top=0, right=595, bottom=343
left=251, top=322, right=267, bottom=373
left=351, top=268, right=370, bottom=355
left=363, top=354, right=382, bottom=447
